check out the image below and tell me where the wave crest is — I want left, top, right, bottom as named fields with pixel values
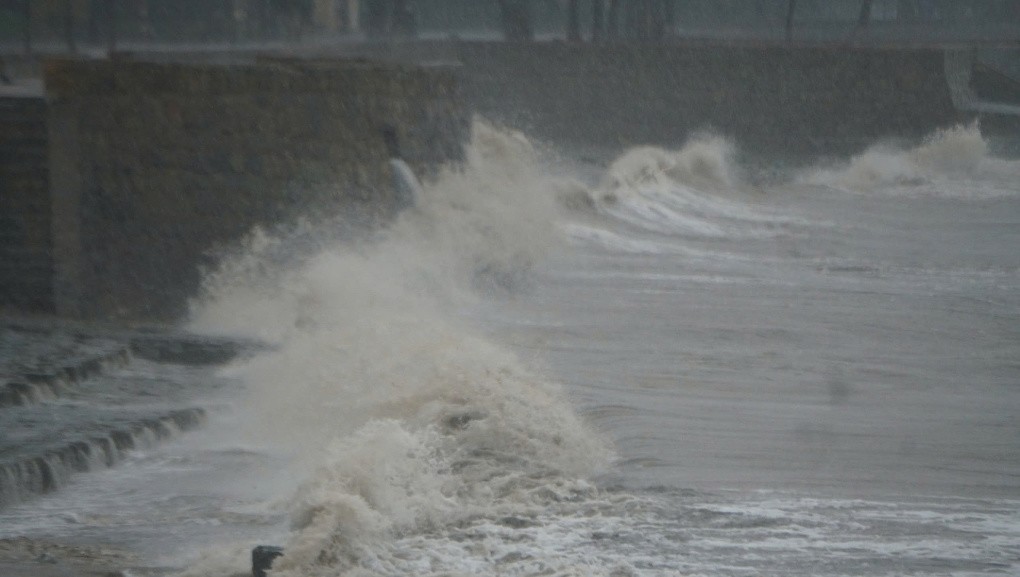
left=800, top=123, right=1019, bottom=198
left=600, top=134, right=738, bottom=196
left=184, top=121, right=610, bottom=577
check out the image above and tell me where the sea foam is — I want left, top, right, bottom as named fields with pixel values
left=184, top=121, right=610, bottom=577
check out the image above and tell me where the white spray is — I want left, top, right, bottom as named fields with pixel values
left=185, top=121, right=611, bottom=576
left=800, top=123, right=1020, bottom=199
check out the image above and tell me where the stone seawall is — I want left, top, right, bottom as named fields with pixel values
left=44, top=57, right=468, bottom=320
left=0, top=43, right=977, bottom=320
left=334, top=40, right=966, bottom=153
left=0, top=92, right=51, bottom=313
left=450, top=42, right=964, bottom=153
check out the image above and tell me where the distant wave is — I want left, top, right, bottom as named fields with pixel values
left=800, top=123, right=1020, bottom=200
left=560, top=134, right=813, bottom=246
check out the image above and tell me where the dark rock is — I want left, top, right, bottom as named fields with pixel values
left=252, top=545, right=283, bottom=577
left=444, top=410, right=485, bottom=431
left=130, top=335, right=251, bottom=365
left=498, top=516, right=537, bottom=529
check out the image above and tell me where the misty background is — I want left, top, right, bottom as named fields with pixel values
left=2, top=1, right=1019, bottom=49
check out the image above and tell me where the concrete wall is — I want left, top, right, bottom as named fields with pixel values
left=0, top=92, right=52, bottom=313
left=445, top=42, right=963, bottom=154
left=46, top=57, right=468, bottom=321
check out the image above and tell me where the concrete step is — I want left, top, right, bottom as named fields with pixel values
left=0, top=347, right=129, bottom=409
left=0, top=407, right=206, bottom=507
left=0, top=324, right=260, bottom=509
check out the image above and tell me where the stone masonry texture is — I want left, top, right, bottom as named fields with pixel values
left=1, top=94, right=52, bottom=313
left=43, top=57, right=468, bottom=321
left=447, top=42, right=964, bottom=152
left=3, top=43, right=969, bottom=320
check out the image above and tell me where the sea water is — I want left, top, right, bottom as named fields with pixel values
left=0, top=122, right=1017, bottom=576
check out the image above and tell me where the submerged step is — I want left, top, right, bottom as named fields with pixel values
left=129, top=334, right=257, bottom=366
left=1, top=325, right=132, bottom=409
left=0, top=348, right=131, bottom=409
left=0, top=323, right=241, bottom=510
left=0, top=407, right=205, bottom=508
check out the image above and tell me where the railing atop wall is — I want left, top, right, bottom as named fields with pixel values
left=2, top=0, right=1018, bottom=57
left=0, top=0, right=358, bottom=55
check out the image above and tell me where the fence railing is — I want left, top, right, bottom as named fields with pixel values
left=1, top=0, right=1018, bottom=55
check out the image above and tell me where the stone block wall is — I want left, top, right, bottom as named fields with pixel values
left=45, top=57, right=468, bottom=320
left=446, top=42, right=962, bottom=153
left=0, top=93, right=52, bottom=312
left=2, top=43, right=967, bottom=320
